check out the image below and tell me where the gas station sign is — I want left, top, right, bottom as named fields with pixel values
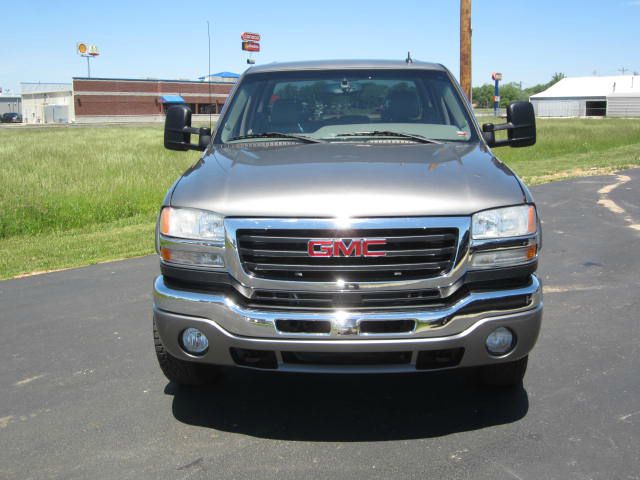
left=241, top=32, right=261, bottom=42
left=242, top=41, right=260, bottom=52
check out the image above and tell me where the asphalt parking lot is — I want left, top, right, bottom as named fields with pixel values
left=1, top=170, right=639, bottom=480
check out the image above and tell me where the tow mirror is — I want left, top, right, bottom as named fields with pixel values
left=482, top=101, right=536, bottom=148
left=164, top=105, right=211, bottom=152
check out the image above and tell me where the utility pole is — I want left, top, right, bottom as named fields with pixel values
left=618, top=67, right=629, bottom=75
left=460, top=0, right=472, bottom=101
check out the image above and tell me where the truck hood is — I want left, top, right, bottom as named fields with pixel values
left=169, top=142, right=526, bottom=217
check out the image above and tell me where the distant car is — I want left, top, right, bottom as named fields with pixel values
left=1, top=112, right=22, bottom=123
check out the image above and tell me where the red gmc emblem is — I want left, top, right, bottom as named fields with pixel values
left=307, top=238, right=387, bottom=258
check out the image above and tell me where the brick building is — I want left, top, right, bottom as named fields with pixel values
left=72, top=76, right=237, bottom=123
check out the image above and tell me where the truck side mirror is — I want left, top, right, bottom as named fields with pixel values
left=482, top=101, right=536, bottom=148
left=164, top=105, right=211, bottom=152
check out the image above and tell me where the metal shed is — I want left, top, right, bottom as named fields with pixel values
left=607, top=92, right=640, bottom=117
left=606, top=77, right=640, bottom=117
left=530, top=75, right=640, bottom=117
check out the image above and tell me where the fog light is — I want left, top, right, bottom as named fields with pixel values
left=181, top=328, right=209, bottom=355
left=485, top=327, right=515, bottom=355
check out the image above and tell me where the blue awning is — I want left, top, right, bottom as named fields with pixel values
left=161, top=95, right=185, bottom=103
left=213, top=71, right=240, bottom=78
left=198, top=72, right=241, bottom=81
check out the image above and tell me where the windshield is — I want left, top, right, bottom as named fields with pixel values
left=215, top=69, right=478, bottom=144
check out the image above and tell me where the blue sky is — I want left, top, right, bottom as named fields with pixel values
left=1, top=0, right=638, bottom=93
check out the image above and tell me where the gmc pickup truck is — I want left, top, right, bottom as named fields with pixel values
left=153, top=60, right=542, bottom=388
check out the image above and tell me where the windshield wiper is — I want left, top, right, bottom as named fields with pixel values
left=333, top=131, right=442, bottom=144
left=228, top=132, right=325, bottom=144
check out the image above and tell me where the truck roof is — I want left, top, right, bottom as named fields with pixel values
left=245, top=59, right=446, bottom=74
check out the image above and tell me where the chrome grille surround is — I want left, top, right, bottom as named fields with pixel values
left=223, top=217, right=472, bottom=294
left=155, top=217, right=541, bottom=341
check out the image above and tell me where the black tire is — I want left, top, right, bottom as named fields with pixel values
left=153, top=318, right=219, bottom=386
left=480, top=355, right=528, bottom=387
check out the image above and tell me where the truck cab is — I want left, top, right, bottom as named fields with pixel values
left=153, top=60, right=541, bottom=387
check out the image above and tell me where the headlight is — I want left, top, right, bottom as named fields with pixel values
left=472, top=205, right=536, bottom=240
left=158, top=207, right=225, bottom=269
left=160, top=207, right=224, bottom=243
left=470, top=205, right=538, bottom=269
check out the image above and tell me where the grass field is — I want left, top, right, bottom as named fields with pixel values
left=0, top=126, right=199, bottom=278
left=1, top=118, right=640, bottom=279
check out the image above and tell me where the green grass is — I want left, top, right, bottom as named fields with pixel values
left=490, top=117, right=640, bottom=184
left=1, top=118, right=640, bottom=279
left=0, top=126, right=198, bottom=278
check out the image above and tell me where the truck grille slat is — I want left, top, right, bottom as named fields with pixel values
left=244, top=261, right=450, bottom=272
left=239, top=233, right=458, bottom=245
left=248, top=288, right=444, bottom=310
left=240, top=247, right=455, bottom=258
left=237, top=227, right=458, bottom=282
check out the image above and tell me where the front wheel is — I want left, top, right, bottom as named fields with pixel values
left=153, top=319, right=220, bottom=387
left=480, top=355, right=528, bottom=387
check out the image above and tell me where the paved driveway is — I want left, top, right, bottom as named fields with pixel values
left=1, top=170, right=639, bottom=480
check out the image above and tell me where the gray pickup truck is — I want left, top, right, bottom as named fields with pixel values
left=153, top=60, right=542, bottom=388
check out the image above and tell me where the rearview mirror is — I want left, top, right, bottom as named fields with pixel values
left=482, top=101, right=536, bottom=148
left=164, top=105, right=211, bottom=152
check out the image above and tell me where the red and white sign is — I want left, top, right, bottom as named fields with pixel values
left=242, top=41, right=260, bottom=52
left=307, top=239, right=387, bottom=258
left=491, top=72, right=503, bottom=81
left=241, top=32, right=261, bottom=42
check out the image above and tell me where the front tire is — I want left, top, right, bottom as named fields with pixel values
left=480, top=355, right=528, bottom=387
left=153, top=319, right=219, bottom=386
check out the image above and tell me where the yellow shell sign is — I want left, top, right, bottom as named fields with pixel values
left=77, top=43, right=99, bottom=56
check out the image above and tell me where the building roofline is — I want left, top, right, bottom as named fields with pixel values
left=20, top=82, right=72, bottom=85
left=72, top=77, right=231, bottom=85
left=530, top=96, right=607, bottom=101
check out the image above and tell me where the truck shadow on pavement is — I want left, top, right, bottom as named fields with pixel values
left=166, top=368, right=528, bottom=441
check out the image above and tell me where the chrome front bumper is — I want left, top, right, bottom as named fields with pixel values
left=153, top=275, right=543, bottom=373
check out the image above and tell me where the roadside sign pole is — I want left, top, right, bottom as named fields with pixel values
left=76, top=43, right=99, bottom=79
left=491, top=72, right=502, bottom=117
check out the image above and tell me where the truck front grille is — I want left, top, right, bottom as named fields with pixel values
left=250, top=288, right=442, bottom=310
left=236, top=228, right=458, bottom=282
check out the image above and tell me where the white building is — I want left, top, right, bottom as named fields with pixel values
left=21, top=82, right=74, bottom=124
left=530, top=75, right=640, bottom=118
left=0, top=93, right=21, bottom=115
left=607, top=80, right=640, bottom=117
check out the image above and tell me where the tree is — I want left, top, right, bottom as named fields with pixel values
left=524, top=72, right=566, bottom=97
left=472, top=84, right=494, bottom=108
left=473, top=73, right=567, bottom=106
left=549, top=72, right=566, bottom=85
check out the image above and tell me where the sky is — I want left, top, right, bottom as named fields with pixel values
left=1, top=0, right=639, bottom=94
